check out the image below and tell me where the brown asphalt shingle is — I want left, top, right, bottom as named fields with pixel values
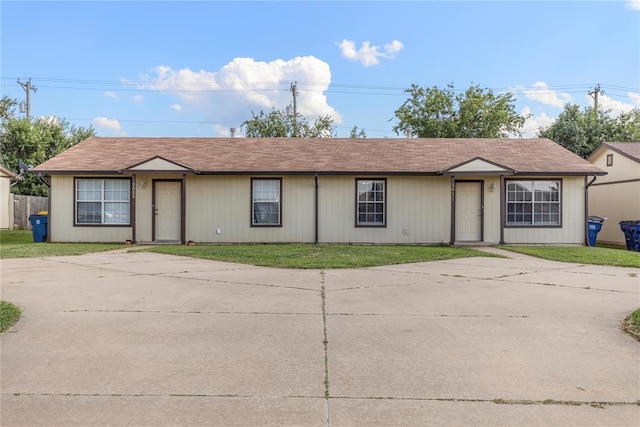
left=604, top=142, right=640, bottom=163
left=33, top=137, right=605, bottom=175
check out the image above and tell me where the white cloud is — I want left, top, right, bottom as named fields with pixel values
left=93, top=117, right=125, bottom=136
left=137, top=56, right=341, bottom=127
left=338, top=39, right=404, bottom=67
left=519, top=81, right=571, bottom=108
left=627, top=0, right=640, bottom=10
left=519, top=107, right=555, bottom=138
left=104, top=91, right=117, bottom=99
left=628, top=92, right=640, bottom=107
left=133, top=95, right=144, bottom=103
left=591, top=94, right=636, bottom=116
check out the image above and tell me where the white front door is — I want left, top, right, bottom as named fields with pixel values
left=155, top=181, right=181, bottom=241
left=455, top=182, right=482, bottom=242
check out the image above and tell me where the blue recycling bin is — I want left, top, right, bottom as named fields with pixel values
left=29, top=214, right=48, bottom=243
left=619, top=221, right=635, bottom=250
left=587, top=216, right=605, bottom=247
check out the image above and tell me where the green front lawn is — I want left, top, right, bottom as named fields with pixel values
left=0, top=230, right=125, bottom=259
left=143, top=244, right=499, bottom=269
left=0, top=301, right=22, bottom=333
left=500, top=245, right=640, bottom=268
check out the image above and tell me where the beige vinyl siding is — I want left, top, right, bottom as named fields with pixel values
left=589, top=181, right=640, bottom=244
left=504, top=176, right=585, bottom=244
left=319, top=176, right=451, bottom=244
left=185, top=175, right=315, bottom=243
left=49, top=175, right=132, bottom=242
left=591, top=149, right=639, bottom=183
left=0, top=174, right=12, bottom=229
left=587, top=147, right=640, bottom=244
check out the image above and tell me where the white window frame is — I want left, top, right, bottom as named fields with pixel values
left=356, top=178, right=386, bottom=227
left=251, top=178, right=281, bottom=227
left=75, top=178, right=131, bottom=226
left=506, top=179, right=561, bottom=227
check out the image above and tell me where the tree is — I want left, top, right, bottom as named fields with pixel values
left=0, top=109, right=96, bottom=195
left=0, top=95, right=17, bottom=122
left=349, top=125, right=367, bottom=138
left=242, top=108, right=335, bottom=138
left=392, top=83, right=526, bottom=138
left=538, top=104, right=640, bottom=158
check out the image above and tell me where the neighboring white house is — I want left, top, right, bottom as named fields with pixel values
left=0, top=164, right=18, bottom=229
left=587, top=142, right=640, bottom=245
left=32, top=137, right=605, bottom=245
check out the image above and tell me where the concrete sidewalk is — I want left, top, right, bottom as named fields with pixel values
left=1, top=249, right=639, bottom=426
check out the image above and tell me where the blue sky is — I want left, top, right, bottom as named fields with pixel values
left=2, top=1, right=639, bottom=138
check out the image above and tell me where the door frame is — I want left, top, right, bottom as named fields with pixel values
left=450, top=179, right=484, bottom=244
left=152, top=178, right=185, bottom=243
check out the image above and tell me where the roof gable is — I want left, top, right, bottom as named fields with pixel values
left=125, top=156, right=194, bottom=172
left=588, top=142, right=640, bottom=163
left=442, top=157, right=514, bottom=175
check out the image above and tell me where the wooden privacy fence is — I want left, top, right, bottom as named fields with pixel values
left=12, top=195, right=48, bottom=230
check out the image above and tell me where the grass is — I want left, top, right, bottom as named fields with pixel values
left=0, top=301, right=22, bottom=333
left=500, top=245, right=640, bottom=268
left=143, top=244, right=499, bottom=269
left=622, top=308, right=640, bottom=341
left=0, top=230, right=126, bottom=259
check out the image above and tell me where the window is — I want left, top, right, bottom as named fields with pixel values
left=251, top=178, right=281, bottom=226
left=506, top=180, right=561, bottom=226
left=76, top=178, right=130, bottom=225
left=606, top=154, right=613, bottom=167
left=356, top=179, right=386, bottom=227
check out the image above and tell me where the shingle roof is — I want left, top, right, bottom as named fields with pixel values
left=33, top=137, right=605, bottom=176
left=600, top=142, right=640, bottom=163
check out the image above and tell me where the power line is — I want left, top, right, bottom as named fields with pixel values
left=4, top=76, right=636, bottom=96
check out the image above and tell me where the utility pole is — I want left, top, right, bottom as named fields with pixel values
left=17, top=78, right=37, bottom=121
left=290, top=81, right=298, bottom=117
left=588, top=84, right=603, bottom=111
left=290, top=81, right=299, bottom=137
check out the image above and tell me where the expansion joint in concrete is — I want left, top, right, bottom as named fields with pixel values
left=320, top=270, right=330, bottom=426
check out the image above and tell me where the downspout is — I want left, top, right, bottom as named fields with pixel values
left=499, top=175, right=505, bottom=245
left=314, top=174, right=319, bottom=244
left=40, top=175, right=51, bottom=243
left=585, top=175, right=598, bottom=246
left=131, top=174, right=137, bottom=244
left=181, top=173, right=187, bottom=245
left=449, top=176, right=455, bottom=245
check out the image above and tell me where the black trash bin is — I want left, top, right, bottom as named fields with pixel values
left=587, top=216, right=606, bottom=247
left=29, top=214, right=48, bottom=243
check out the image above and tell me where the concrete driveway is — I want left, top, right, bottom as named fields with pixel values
left=1, top=248, right=639, bottom=426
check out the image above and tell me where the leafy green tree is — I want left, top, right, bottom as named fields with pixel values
left=610, top=109, right=640, bottom=142
left=1, top=110, right=96, bottom=195
left=393, top=83, right=526, bottom=138
left=0, top=95, right=17, bottom=121
left=349, top=125, right=367, bottom=138
left=538, top=104, right=640, bottom=158
left=242, top=108, right=335, bottom=138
